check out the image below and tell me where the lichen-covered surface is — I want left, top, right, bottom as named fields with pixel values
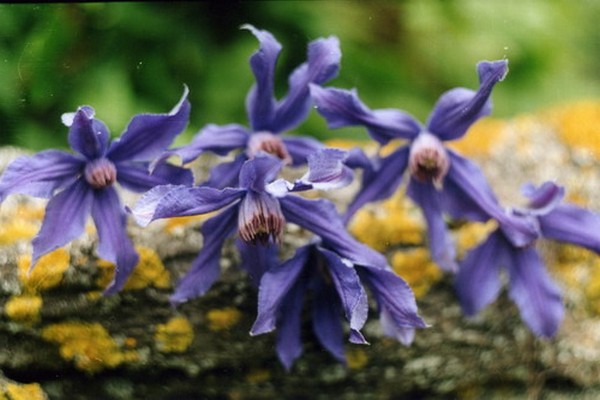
left=2, top=102, right=600, bottom=399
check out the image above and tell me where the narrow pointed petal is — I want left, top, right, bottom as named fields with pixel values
left=0, top=150, right=83, bottom=202
left=276, top=280, right=306, bottom=371
left=31, top=179, right=93, bottom=267
left=280, top=195, right=387, bottom=268
left=506, top=246, right=564, bottom=337
left=380, top=308, right=415, bottom=346
left=238, top=154, right=283, bottom=193
left=170, top=205, right=238, bottom=304
left=91, top=187, right=139, bottom=295
left=311, top=278, right=346, bottom=364
left=116, top=161, right=193, bottom=193
left=407, top=179, right=457, bottom=272
left=345, top=145, right=410, bottom=220
left=455, top=231, right=507, bottom=316
left=271, top=36, right=341, bottom=132
left=243, top=24, right=281, bottom=131
left=310, top=84, right=422, bottom=144
left=358, top=264, right=427, bottom=329
left=427, top=60, right=508, bottom=140
left=297, top=148, right=354, bottom=191
left=237, top=239, right=279, bottom=287
left=130, top=184, right=245, bottom=227
left=539, top=204, right=600, bottom=253
left=251, top=246, right=310, bottom=336
left=64, top=106, right=110, bottom=159
left=281, top=135, right=324, bottom=166
left=202, top=153, right=247, bottom=189
left=107, top=87, right=191, bottom=162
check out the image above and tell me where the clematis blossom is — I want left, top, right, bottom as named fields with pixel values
left=310, top=59, right=535, bottom=272
left=455, top=181, right=600, bottom=337
left=0, top=88, right=193, bottom=294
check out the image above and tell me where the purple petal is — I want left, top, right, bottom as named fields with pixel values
left=281, top=135, right=324, bottom=166
left=271, top=36, right=341, bottom=132
left=31, top=179, right=93, bottom=267
left=297, top=148, right=354, bottom=191
left=238, top=154, right=283, bottom=192
left=63, top=106, right=110, bottom=159
left=521, top=181, right=565, bottom=215
left=202, top=153, right=247, bottom=189
left=91, top=187, right=139, bottom=295
left=345, top=145, right=410, bottom=220
left=380, top=308, right=415, bottom=346
left=251, top=246, right=310, bottom=336
left=116, top=161, right=193, bottom=193
left=506, top=246, right=564, bottom=337
left=237, top=239, right=279, bottom=287
left=0, top=150, right=83, bottom=202
left=358, top=264, right=427, bottom=329
left=130, top=184, right=245, bottom=227
left=311, top=277, right=346, bottom=364
left=280, top=195, right=388, bottom=268
left=243, top=25, right=281, bottom=131
left=170, top=205, right=238, bottom=304
left=276, top=280, right=306, bottom=371
left=427, top=59, right=508, bottom=141
left=539, top=204, right=600, bottom=253
left=407, top=179, right=457, bottom=272
left=107, top=86, right=191, bottom=162
left=455, top=231, right=507, bottom=316
left=310, top=84, right=422, bottom=144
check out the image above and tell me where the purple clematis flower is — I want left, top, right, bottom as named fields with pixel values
left=130, top=150, right=385, bottom=304
left=251, top=240, right=426, bottom=370
left=0, top=88, right=193, bottom=294
left=455, top=181, right=600, bottom=337
left=157, top=24, right=348, bottom=188
left=310, top=59, right=533, bottom=272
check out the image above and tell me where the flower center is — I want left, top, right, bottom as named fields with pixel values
left=247, top=132, right=292, bottom=164
left=408, top=132, right=449, bottom=188
left=238, top=192, right=286, bottom=245
left=84, top=158, right=117, bottom=189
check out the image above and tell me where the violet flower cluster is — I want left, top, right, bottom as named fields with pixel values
left=1, top=24, right=599, bottom=369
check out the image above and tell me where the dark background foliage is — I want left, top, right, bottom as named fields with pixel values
left=1, top=1, right=599, bottom=150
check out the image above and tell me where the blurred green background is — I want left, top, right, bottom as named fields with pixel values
left=1, top=0, right=599, bottom=151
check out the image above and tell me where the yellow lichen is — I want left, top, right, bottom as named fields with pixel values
left=17, top=249, right=70, bottom=293
left=96, top=246, right=170, bottom=291
left=350, top=191, right=424, bottom=252
left=346, top=348, right=368, bottom=370
left=206, top=307, right=242, bottom=331
left=585, top=264, right=600, bottom=315
left=454, top=220, right=498, bottom=259
left=448, top=117, right=506, bottom=158
left=4, top=382, right=47, bottom=400
left=163, top=214, right=211, bottom=234
left=391, top=248, right=442, bottom=299
left=546, top=100, right=600, bottom=157
left=4, top=295, right=43, bottom=324
left=245, top=369, right=271, bottom=383
left=0, top=204, right=43, bottom=246
left=41, top=322, right=138, bottom=373
left=154, top=316, right=194, bottom=353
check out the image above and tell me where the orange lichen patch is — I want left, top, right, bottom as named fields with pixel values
left=154, top=316, right=194, bottom=353
left=17, top=249, right=70, bottom=293
left=391, top=248, right=442, bottom=299
left=448, top=117, right=507, bottom=158
left=350, top=192, right=424, bottom=252
left=545, top=100, right=600, bottom=157
left=4, top=295, right=43, bottom=325
left=206, top=307, right=242, bottom=331
left=346, top=348, right=368, bottom=370
left=245, top=369, right=271, bottom=383
left=0, top=204, right=43, bottom=246
left=163, top=214, right=211, bottom=234
left=41, top=322, right=139, bottom=373
left=4, top=382, right=48, bottom=400
left=454, top=220, right=498, bottom=259
left=96, top=246, right=170, bottom=291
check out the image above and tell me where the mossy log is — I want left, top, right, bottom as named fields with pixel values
left=2, top=105, right=600, bottom=400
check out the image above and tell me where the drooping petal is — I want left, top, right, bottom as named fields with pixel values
left=243, top=24, right=281, bottom=131
left=31, top=179, right=93, bottom=267
left=358, top=264, right=428, bottom=329
left=521, top=181, right=565, bottom=216
left=202, top=153, right=247, bottom=189
left=251, top=246, right=309, bottom=336
left=407, top=179, right=457, bottom=272
left=380, top=308, right=415, bottom=346
left=64, top=106, right=110, bottom=159
left=236, top=239, right=279, bottom=286
left=310, top=84, right=422, bottom=144
left=275, top=279, right=306, bottom=371
left=115, top=161, right=193, bottom=193
left=454, top=231, right=507, bottom=316
left=170, top=205, right=238, bottom=304
left=271, top=36, right=341, bottom=132
left=311, top=276, right=346, bottom=364
left=0, top=150, right=83, bottom=202
left=344, top=145, right=410, bottom=220
left=539, top=204, right=600, bottom=253
left=506, top=246, right=564, bottom=338
left=296, top=148, right=354, bottom=191
left=238, top=154, right=283, bottom=193
left=427, top=59, right=508, bottom=141
left=280, top=195, right=387, bottom=268
left=129, top=184, right=245, bottom=227
left=91, top=187, right=139, bottom=295
left=107, top=86, right=191, bottom=162
left=281, top=135, right=324, bottom=166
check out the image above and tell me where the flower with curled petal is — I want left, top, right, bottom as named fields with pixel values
left=0, top=88, right=193, bottom=294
